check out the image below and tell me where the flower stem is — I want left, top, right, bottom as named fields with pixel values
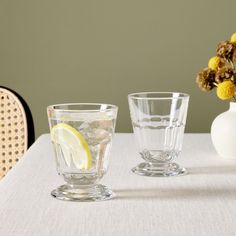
left=228, top=59, right=235, bottom=70
left=233, top=95, right=236, bottom=102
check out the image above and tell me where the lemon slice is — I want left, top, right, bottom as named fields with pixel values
left=50, top=123, right=92, bottom=170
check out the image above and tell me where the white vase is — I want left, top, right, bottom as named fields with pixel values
left=211, top=102, right=236, bottom=159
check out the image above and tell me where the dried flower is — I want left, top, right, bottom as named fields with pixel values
left=233, top=50, right=236, bottom=64
left=196, top=68, right=216, bottom=92
left=196, top=33, right=236, bottom=102
left=215, top=66, right=235, bottom=83
left=208, top=56, right=221, bottom=71
left=216, top=40, right=235, bottom=60
left=216, top=80, right=236, bottom=100
left=230, top=32, right=236, bottom=44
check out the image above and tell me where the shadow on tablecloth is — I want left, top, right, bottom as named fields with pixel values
left=114, top=186, right=236, bottom=200
left=187, top=165, right=236, bottom=175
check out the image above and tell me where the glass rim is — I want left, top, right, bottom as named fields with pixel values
left=128, top=92, right=190, bottom=100
left=47, top=103, right=118, bottom=113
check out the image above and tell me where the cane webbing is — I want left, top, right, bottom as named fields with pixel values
left=0, top=88, right=28, bottom=179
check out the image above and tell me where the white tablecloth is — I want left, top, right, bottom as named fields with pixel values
left=1, top=133, right=236, bottom=236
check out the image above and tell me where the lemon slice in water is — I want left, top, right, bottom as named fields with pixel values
left=51, top=123, right=92, bottom=170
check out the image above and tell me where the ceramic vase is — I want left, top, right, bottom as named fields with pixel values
left=211, top=102, right=236, bottom=159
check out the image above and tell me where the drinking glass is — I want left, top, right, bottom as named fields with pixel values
left=47, top=103, right=118, bottom=201
left=128, top=92, right=189, bottom=177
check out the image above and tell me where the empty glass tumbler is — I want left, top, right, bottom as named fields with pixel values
left=128, top=92, right=189, bottom=177
left=47, top=103, right=118, bottom=201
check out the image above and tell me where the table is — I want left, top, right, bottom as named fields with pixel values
left=1, top=133, right=236, bottom=236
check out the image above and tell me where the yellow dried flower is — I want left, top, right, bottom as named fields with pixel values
left=230, top=33, right=236, bottom=44
left=208, top=56, right=221, bottom=71
left=216, top=80, right=236, bottom=100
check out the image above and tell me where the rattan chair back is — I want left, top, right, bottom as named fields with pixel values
left=0, top=87, right=34, bottom=179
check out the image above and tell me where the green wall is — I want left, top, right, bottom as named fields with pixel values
left=0, top=0, right=235, bottom=137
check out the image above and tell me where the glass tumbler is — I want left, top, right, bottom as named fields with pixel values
left=47, top=103, right=118, bottom=201
left=128, top=92, right=189, bottom=177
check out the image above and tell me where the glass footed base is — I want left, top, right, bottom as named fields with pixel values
left=51, top=184, right=114, bottom=202
left=132, top=162, right=187, bottom=177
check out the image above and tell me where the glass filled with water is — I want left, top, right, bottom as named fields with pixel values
left=47, top=103, right=118, bottom=201
left=128, top=92, right=189, bottom=177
